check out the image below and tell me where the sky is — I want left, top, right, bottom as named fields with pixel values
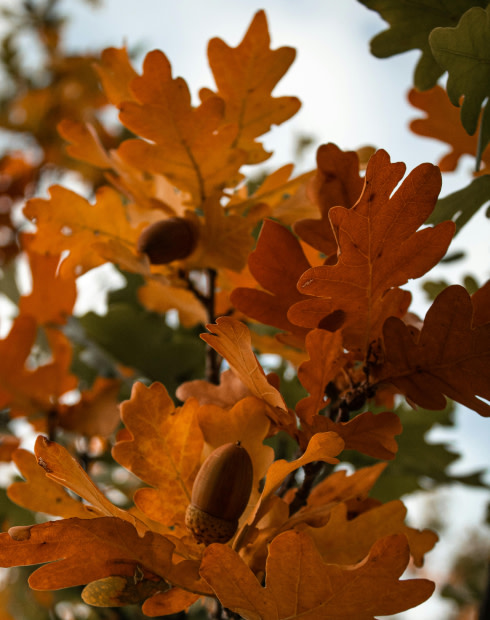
left=2, top=1, right=490, bottom=618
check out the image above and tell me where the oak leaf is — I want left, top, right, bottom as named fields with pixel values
left=306, top=500, right=437, bottom=567
left=112, top=381, right=204, bottom=535
left=289, top=149, right=455, bottom=353
left=205, top=10, right=300, bottom=164
left=8, top=448, right=101, bottom=519
left=176, top=369, right=252, bottom=409
left=0, top=517, right=174, bottom=592
left=375, top=284, right=490, bottom=416
left=293, top=143, right=364, bottom=257
left=430, top=5, right=490, bottom=142
left=201, top=318, right=288, bottom=416
left=296, top=329, right=346, bottom=425
left=0, top=435, right=20, bottom=462
left=408, top=85, right=490, bottom=173
left=117, top=50, right=245, bottom=205
left=357, top=0, right=485, bottom=90
left=19, top=251, right=77, bottom=325
left=201, top=530, right=434, bottom=619
left=0, top=318, right=77, bottom=419
left=34, top=436, right=145, bottom=531
left=22, top=185, right=143, bottom=277
left=312, top=411, right=402, bottom=460
left=230, top=219, right=314, bottom=348
left=93, top=46, right=138, bottom=108
left=239, top=432, right=344, bottom=539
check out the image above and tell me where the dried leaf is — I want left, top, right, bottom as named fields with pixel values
left=0, top=517, right=174, bottom=591
left=376, top=284, right=490, bottom=416
left=201, top=531, right=434, bottom=619
left=201, top=317, right=288, bottom=414
left=112, top=381, right=203, bottom=534
left=306, top=500, right=438, bottom=567
left=8, top=449, right=101, bottom=519
left=117, top=50, right=245, bottom=205
left=206, top=10, right=300, bottom=164
left=289, top=149, right=455, bottom=353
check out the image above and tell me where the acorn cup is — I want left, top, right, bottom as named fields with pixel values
left=185, top=442, right=254, bottom=545
left=137, top=217, right=198, bottom=265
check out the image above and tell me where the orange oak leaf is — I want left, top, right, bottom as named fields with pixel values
left=296, top=329, right=346, bottom=425
left=176, top=369, right=252, bottom=409
left=408, top=85, right=490, bottom=174
left=58, top=119, right=112, bottom=169
left=239, top=432, right=344, bottom=541
left=117, top=50, right=245, bottom=205
left=19, top=251, right=77, bottom=325
left=188, top=195, right=267, bottom=273
left=93, top=46, right=138, bottom=108
left=201, top=318, right=289, bottom=418
left=142, top=587, right=200, bottom=617
left=112, top=381, right=204, bottom=535
left=311, top=411, right=402, bottom=460
left=57, top=377, right=121, bottom=438
left=138, top=279, right=207, bottom=328
left=375, top=285, right=490, bottom=417
left=22, top=185, right=144, bottom=277
left=289, top=149, right=455, bottom=353
left=8, top=449, right=102, bottom=519
left=0, top=517, right=174, bottom=592
left=293, top=143, right=365, bottom=257
left=201, top=531, right=434, bottom=619
left=205, top=10, right=300, bottom=164
left=306, top=500, right=438, bottom=568
left=34, top=436, right=145, bottom=532
left=230, top=219, right=314, bottom=348
left=0, top=318, right=77, bottom=419
left=0, top=435, right=20, bottom=462
left=227, top=165, right=317, bottom=226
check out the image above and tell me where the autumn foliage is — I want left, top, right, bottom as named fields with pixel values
left=0, top=2, right=489, bottom=619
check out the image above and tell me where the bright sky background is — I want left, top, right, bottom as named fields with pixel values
left=3, top=1, right=490, bottom=618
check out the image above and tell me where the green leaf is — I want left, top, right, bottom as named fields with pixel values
left=343, top=403, right=488, bottom=502
left=430, top=5, right=490, bottom=137
left=78, top=303, right=205, bottom=397
left=357, top=0, right=487, bottom=90
left=426, top=175, right=490, bottom=234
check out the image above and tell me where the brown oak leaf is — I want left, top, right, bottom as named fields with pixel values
left=289, top=149, right=455, bottom=353
left=375, top=284, right=490, bottom=417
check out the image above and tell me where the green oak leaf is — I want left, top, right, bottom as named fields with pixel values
left=342, top=403, right=488, bottom=502
left=430, top=5, right=490, bottom=166
left=426, top=174, right=490, bottom=234
left=357, top=0, right=488, bottom=90
left=78, top=303, right=205, bottom=396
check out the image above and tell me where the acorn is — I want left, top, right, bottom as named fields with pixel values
left=137, top=217, right=197, bottom=265
left=185, top=442, right=254, bottom=545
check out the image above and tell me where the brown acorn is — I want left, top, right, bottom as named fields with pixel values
left=185, top=442, right=253, bottom=545
left=137, top=217, right=197, bottom=265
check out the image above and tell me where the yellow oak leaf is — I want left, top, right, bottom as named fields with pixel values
left=8, top=448, right=102, bottom=519
left=112, top=381, right=204, bottom=535
left=205, top=10, right=300, bottom=164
